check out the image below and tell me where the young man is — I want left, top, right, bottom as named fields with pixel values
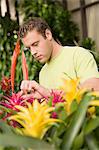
left=18, top=17, right=99, bottom=99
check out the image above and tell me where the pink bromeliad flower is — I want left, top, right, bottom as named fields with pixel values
left=0, top=92, right=34, bottom=111
left=51, top=112, right=58, bottom=118
left=49, top=90, right=65, bottom=119
left=51, top=90, right=65, bottom=107
left=0, top=92, right=34, bottom=127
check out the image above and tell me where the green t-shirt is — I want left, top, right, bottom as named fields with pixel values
left=39, top=46, right=99, bottom=89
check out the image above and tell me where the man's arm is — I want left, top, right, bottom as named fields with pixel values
left=80, top=77, right=99, bottom=91
left=20, top=77, right=99, bottom=100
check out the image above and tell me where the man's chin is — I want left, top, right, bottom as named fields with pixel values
left=39, top=59, right=46, bottom=64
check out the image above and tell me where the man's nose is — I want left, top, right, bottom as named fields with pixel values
left=30, top=47, right=37, bottom=56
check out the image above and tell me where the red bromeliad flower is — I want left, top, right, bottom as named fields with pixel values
left=0, top=76, right=11, bottom=94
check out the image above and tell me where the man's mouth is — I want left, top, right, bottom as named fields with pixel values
left=36, top=55, right=43, bottom=60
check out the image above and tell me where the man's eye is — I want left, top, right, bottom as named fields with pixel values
left=34, top=44, right=38, bottom=46
left=33, top=42, right=38, bottom=46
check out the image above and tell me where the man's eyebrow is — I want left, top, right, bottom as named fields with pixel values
left=24, top=41, right=39, bottom=50
left=32, top=41, right=39, bottom=46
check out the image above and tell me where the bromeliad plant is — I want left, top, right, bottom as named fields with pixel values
left=0, top=40, right=99, bottom=149
left=0, top=40, right=34, bottom=123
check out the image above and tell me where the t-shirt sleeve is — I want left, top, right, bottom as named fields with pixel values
left=74, top=47, right=99, bottom=82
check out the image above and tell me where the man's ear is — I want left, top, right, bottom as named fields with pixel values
left=45, top=29, right=52, bottom=40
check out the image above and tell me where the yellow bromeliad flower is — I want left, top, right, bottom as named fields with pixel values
left=60, top=78, right=99, bottom=116
left=10, top=100, right=61, bottom=139
left=60, top=78, right=86, bottom=113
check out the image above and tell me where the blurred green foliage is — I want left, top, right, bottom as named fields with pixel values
left=81, top=37, right=96, bottom=51
left=0, top=13, right=19, bottom=78
left=19, top=0, right=79, bottom=46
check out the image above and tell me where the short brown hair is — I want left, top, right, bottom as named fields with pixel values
left=18, top=17, right=51, bottom=39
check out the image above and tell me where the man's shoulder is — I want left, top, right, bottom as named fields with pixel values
left=62, top=46, right=84, bottom=52
left=64, top=46, right=91, bottom=55
left=62, top=46, right=88, bottom=55
left=63, top=46, right=87, bottom=51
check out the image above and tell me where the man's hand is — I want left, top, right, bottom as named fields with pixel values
left=20, top=80, right=51, bottom=99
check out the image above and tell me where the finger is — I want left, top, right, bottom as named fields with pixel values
left=28, top=82, right=35, bottom=92
left=20, top=80, right=29, bottom=90
left=21, top=94, right=34, bottom=99
left=32, top=91, right=43, bottom=99
left=31, top=80, right=39, bottom=90
left=21, top=92, right=42, bottom=100
left=17, top=90, right=24, bottom=96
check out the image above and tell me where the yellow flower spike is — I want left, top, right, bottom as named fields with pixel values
left=33, top=99, right=40, bottom=112
left=89, top=100, right=99, bottom=106
left=9, top=100, right=61, bottom=139
left=59, top=78, right=85, bottom=114
left=91, top=91, right=99, bottom=96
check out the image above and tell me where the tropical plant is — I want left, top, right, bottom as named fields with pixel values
left=0, top=2, right=99, bottom=149
left=0, top=77, right=99, bottom=149
left=0, top=43, right=99, bottom=149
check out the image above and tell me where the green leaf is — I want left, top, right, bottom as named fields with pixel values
left=47, top=96, right=52, bottom=107
left=0, top=146, right=4, bottom=150
left=85, top=133, right=99, bottom=150
left=61, top=94, right=93, bottom=150
left=0, top=105, right=14, bottom=114
left=0, top=121, right=13, bottom=134
left=84, top=117, right=99, bottom=135
left=0, top=134, right=55, bottom=150
left=72, top=131, right=84, bottom=150
left=96, top=106, right=99, bottom=115
left=70, top=99, right=78, bottom=114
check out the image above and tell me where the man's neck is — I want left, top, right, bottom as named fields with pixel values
left=51, top=40, right=63, bottom=60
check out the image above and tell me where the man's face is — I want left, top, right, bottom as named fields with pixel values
left=22, top=29, right=53, bottom=63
